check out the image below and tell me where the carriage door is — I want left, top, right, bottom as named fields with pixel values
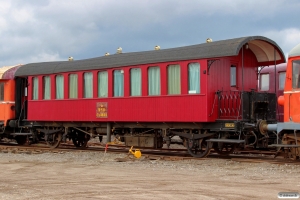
left=15, top=77, right=28, bottom=120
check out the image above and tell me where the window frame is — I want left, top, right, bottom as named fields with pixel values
left=130, top=68, right=142, bottom=96
left=148, top=66, right=161, bottom=96
left=230, top=65, right=237, bottom=87
left=83, top=72, right=93, bottom=98
left=167, top=64, right=181, bottom=95
left=43, top=76, right=51, bottom=100
left=0, top=82, right=4, bottom=101
left=98, top=71, right=108, bottom=98
left=188, top=62, right=200, bottom=94
left=292, top=60, right=300, bottom=89
left=260, top=73, right=270, bottom=91
left=32, top=77, right=39, bottom=100
left=278, top=71, right=286, bottom=90
left=113, top=69, right=124, bottom=97
left=69, top=73, right=78, bottom=99
left=55, top=74, right=64, bottom=99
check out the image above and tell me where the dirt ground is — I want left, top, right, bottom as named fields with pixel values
left=0, top=150, right=299, bottom=200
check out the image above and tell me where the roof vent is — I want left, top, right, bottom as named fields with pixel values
left=154, top=45, right=160, bottom=50
left=117, top=47, right=122, bottom=54
left=68, top=57, right=74, bottom=61
left=206, top=38, right=213, bottom=43
left=105, top=52, right=110, bottom=56
left=245, top=43, right=249, bottom=49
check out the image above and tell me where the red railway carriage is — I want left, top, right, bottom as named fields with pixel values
left=259, top=63, right=287, bottom=121
left=11, top=36, right=286, bottom=157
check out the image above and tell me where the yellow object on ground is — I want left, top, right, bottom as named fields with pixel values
left=129, top=146, right=142, bottom=159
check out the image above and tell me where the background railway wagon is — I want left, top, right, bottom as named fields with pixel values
left=259, top=63, right=287, bottom=121
left=0, top=65, right=27, bottom=144
left=0, top=65, right=22, bottom=133
left=11, top=36, right=286, bottom=156
left=15, top=36, right=285, bottom=124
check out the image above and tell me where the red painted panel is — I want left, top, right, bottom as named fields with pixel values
left=124, top=68, right=129, bottom=97
left=142, top=67, right=148, bottom=96
left=27, top=95, right=209, bottom=122
left=107, top=69, right=113, bottom=97
left=160, top=64, right=167, bottom=95
left=206, top=50, right=259, bottom=120
left=50, top=75, right=56, bottom=99
left=181, top=61, right=188, bottom=95
left=28, top=77, right=32, bottom=100
left=63, top=73, right=68, bottom=99
left=78, top=72, right=83, bottom=99
left=93, top=71, right=98, bottom=98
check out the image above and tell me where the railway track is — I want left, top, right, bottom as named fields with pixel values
left=0, top=141, right=299, bottom=166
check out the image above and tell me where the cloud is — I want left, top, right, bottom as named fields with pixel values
left=263, top=28, right=300, bottom=58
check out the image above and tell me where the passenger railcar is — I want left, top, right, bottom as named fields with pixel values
left=4, top=36, right=289, bottom=158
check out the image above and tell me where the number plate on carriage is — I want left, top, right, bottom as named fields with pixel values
left=224, top=123, right=235, bottom=128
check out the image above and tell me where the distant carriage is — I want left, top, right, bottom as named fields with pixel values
left=259, top=63, right=287, bottom=122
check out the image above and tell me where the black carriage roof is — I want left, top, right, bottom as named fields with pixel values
left=15, top=36, right=286, bottom=76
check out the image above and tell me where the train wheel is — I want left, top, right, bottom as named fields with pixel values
left=287, top=147, right=299, bottom=160
left=15, top=135, right=27, bottom=145
left=213, top=143, right=236, bottom=155
left=46, top=132, right=62, bottom=149
left=282, top=133, right=300, bottom=160
left=72, top=132, right=90, bottom=149
left=285, top=142, right=300, bottom=160
left=186, top=138, right=211, bottom=158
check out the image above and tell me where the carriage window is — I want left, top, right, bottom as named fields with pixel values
left=130, top=68, right=141, bottom=96
left=69, top=74, right=78, bottom=98
left=278, top=72, right=286, bottom=90
left=292, top=60, right=300, bottom=89
left=0, top=82, right=4, bottom=101
left=188, top=63, right=200, bottom=94
left=32, top=77, right=39, bottom=100
left=43, top=76, right=51, bottom=100
left=148, top=67, right=160, bottom=95
left=98, top=71, right=108, bottom=97
left=168, top=64, right=181, bottom=94
left=56, top=75, right=64, bottom=99
left=260, top=74, right=270, bottom=91
left=114, top=70, right=124, bottom=97
left=83, top=72, right=93, bottom=98
left=230, top=65, right=236, bottom=87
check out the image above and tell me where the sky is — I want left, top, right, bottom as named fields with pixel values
left=1, top=0, right=300, bottom=67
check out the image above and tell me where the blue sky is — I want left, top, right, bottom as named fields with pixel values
left=0, top=0, right=300, bottom=67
